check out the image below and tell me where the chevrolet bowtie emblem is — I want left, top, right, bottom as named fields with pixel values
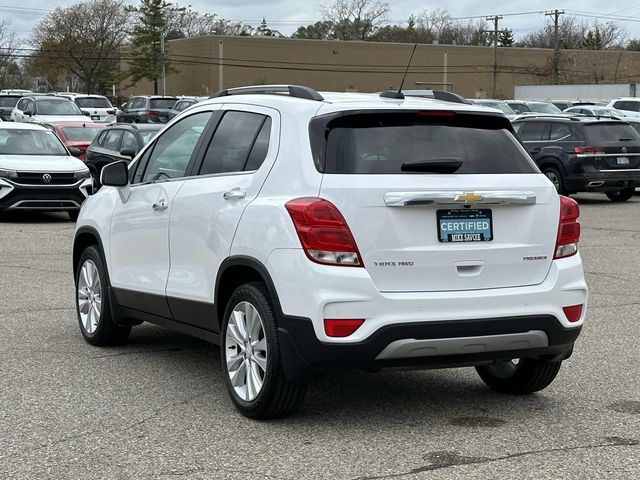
left=455, top=192, right=484, bottom=203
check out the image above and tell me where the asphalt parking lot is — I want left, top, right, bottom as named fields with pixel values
left=0, top=193, right=638, bottom=479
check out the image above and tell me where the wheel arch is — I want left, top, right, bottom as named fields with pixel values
left=73, top=226, right=105, bottom=280
left=215, top=256, right=283, bottom=331
left=537, top=156, right=566, bottom=175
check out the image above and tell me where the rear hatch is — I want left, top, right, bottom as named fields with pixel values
left=582, top=121, right=640, bottom=170
left=149, top=98, right=177, bottom=123
left=313, top=110, right=560, bottom=293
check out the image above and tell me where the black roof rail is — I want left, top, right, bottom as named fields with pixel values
left=431, top=90, right=472, bottom=105
left=211, top=85, right=324, bottom=101
left=513, top=114, right=580, bottom=121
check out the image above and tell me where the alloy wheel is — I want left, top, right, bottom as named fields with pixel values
left=225, top=301, right=268, bottom=402
left=77, top=259, right=102, bottom=334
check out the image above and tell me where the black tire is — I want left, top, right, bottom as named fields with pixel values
left=542, top=166, right=566, bottom=195
left=221, top=282, right=306, bottom=419
left=75, top=246, right=131, bottom=346
left=68, top=210, right=79, bottom=221
left=476, top=358, right=562, bottom=394
left=605, top=187, right=635, bottom=202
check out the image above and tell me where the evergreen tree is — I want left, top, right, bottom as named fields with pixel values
left=498, top=29, right=514, bottom=47
left=254, top=17, right=282, bottom=37
left=126, top=0, right=182, bottom=94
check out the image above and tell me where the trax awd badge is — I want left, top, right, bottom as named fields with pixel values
left=523, top=255, right=548, bottom=262
left=374, top=261, right=415, bottom=267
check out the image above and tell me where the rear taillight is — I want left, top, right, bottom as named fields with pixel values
left=554, top=196, right=580, bottom=259
left=145, top=110, right=158, bottom=116
left=285, top=197, right=363, bottom=267
left=573, top=146, right=604, bottom=155
left=324, top=319, right=365, bottom=337
left=106, top=110, right=115, bottom=114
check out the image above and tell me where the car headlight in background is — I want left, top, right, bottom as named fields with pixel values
left=74, top=170, right=91, bottom=180
left=0, top=169, right=18, bottom=179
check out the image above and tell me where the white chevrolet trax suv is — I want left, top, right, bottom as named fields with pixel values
left=72, top=85, right=587, bottom=419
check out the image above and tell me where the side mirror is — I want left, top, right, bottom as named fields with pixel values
left=24, top=110, right=32, bottom=116
left=119, top=147, right=136, bottom=159
left=100, top=160, right=129, bottom=187
left=68, top=147, right=82, bottom=157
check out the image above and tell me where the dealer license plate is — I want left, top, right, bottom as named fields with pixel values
left=437, top=209, right=493, bottom=243
left=617, top=157, right=630, bottom=165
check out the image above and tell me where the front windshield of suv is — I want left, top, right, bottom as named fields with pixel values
left=0, top=128, right=68, bottom=155
left=75, top=97, right=112, bottom=109
left=529, top=103, right=563, bottom=114
left=35, top=100, right=83, bottom=116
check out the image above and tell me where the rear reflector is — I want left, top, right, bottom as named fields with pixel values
left=145, top=110, right=159, bottom=116
left=285, top=197, right=363, bottom=267
left=563, top=305, right=583, bottom=322
left=554, top=196, right=580, bottom=259
left=324, top=319, right=365, bottom=337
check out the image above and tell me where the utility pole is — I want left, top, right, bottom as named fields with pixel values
left=485, top=15, right=503, bottom=98
left=545, top=9, right=564, bottom=84
left=160, top=31, right=166, bottom=96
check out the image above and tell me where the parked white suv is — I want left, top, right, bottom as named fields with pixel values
left=73, top=85, right=587, bottom=419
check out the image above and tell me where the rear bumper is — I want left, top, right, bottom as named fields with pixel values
left=565, top=171, right=640, bottom=191
left=278, top=314, right=580, bottom=380
left=264, top=249, right=586, bottom=380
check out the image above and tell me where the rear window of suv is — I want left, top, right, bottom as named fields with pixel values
left=0, top=97, right=20, bottom=107
left=75, top=97, right=111, bottom=108
left=316, top=112, right=538, bottom=174
left=583, top=123, right=640, bottom=144
left=150, top=99, right=176, bottom=109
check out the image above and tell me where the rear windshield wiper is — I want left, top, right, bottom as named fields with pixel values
left=401, top=158, right=463, bottom=173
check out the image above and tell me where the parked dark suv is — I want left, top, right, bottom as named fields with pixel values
left=85, top=123, right=162, bottom=186
left=512, top=116, right=640, bottom=201
left=0, top=94, right=22, bottom=121
left=116, top=95, right=177, bottom=123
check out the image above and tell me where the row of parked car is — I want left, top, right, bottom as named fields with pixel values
left=0, top=90, right=206, bottom=124
left=0, top=86, right=639, bottom=224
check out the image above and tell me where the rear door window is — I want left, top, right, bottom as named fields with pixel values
left=103, top=130, right=123, bottom=151
left=517, top=122, right=549, bottom=142
left=198, top=111, right=268, bottom=175
left=318, top=112, right=537, bottom=174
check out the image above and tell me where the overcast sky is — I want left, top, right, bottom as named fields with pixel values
left=5, top=1, right=640, bottom=42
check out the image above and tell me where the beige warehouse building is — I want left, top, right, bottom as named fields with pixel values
left=123, top=35, right=640, bottom=99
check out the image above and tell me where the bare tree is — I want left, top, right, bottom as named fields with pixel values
left=166, top=8, right=253, bottom=39
left=320, top=0, right=390, bottom=40
left=0, top=20, right=22, bottom=87
left=31, top=0, right=131, bottom=93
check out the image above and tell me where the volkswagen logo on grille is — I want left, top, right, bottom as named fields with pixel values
left=622, top=146, right=628, bottom=153
left=42, top=173, right=52, bottom=184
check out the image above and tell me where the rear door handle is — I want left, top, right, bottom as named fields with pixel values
left=223, top=188, right=246, bottom=200
left=152, top=199, right=168, bottom=211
